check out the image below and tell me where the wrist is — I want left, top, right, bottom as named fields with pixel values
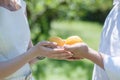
left=26, top=49, right=37, bottom=60
left=85, top=48, right=98, bottom=60
left=85, top=48, right=104, bottom=68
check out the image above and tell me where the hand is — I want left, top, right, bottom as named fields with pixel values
left=64, top=43, right=104, bottom=69
left=64, top=43, right=89, bottom=59
left=65, top=56, right=84, bottom=61
left=28, top=41, right=73, bottom=60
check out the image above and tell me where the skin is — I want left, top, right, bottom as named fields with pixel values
left=64, top=43, right=104, bottom=69
left=0, top=41, right=73, bottom=79
left=27, top=40, right=39, bottom=65
left=0, top=0, right=21, bottom=11
left=0, top=1, right=73, bottom=79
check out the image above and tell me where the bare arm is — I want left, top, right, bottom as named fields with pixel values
left=84, top=46, right=120, bottom=80
left=0, top=42, right=72, bottom=79
left=0, top=48, right=37, bottom=79
left=27, top=40, right=34, bottom=50
left=85, top=47, right=104, bottom=69
left=27, top=40, right=40, bottom=65
left=64, top=43, right=120, bottom=80
left=64, top=43, right=104, bottom=69
left=0, top=41, right=41, bottom=79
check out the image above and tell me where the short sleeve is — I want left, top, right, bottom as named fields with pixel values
left=103, top=54, right=120, bottom=80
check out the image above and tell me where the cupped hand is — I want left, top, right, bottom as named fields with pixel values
left=65, top=56, right=84, bottom=61
left=36, top=41, right=73, bottom=60
left=64, top=42, right=89, bottom=59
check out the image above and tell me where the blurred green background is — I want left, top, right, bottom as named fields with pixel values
left=25, top=0, right=113, bottom=80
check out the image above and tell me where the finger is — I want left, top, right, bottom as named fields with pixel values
left=39, top=41, right=52, bottom=45
left=64, top=44, right=75, bottom=51
left=39, top=41, right=57, bottom=48
left=53, top=48, right=73, bottom=56
left=53, top=48, right=66, bottom=53
left=45, top=42, right=58, bottom=48
left=64, top=42, right=83, bottom=49
left=66, top=58, right=81, bottom=61
left=66, top=57, right=83, bottom=61
left=44, top=47, right=73, bottom=59
left=49, top=52, right=73, bottom=60
left=68, top=57, right=84, bottom=59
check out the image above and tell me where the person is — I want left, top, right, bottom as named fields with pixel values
left=0, top=0, right=73, bottom=80
left=64, top=0, right=120, bottom=80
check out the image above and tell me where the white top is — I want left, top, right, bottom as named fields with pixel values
left=113, top=0, right=120, bottom=5
left=92, top=1, right=120, bottom=80
left=0, top=0, right=31, bottom=79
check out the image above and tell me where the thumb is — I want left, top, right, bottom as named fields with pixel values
left=64, top=45, right=74, bottom=51
left=40, top=41, right=57, bottom=48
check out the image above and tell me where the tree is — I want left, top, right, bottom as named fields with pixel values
left=25, top=0, right=112, bottom=79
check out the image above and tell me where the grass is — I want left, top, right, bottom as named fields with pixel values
left=32, top=20, right=103, bottom=80
left=50, top=20, right=102, bottom=50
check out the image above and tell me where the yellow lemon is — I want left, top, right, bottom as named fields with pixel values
left=49, top=36, right=65, bottom=46
left=65, top=36, right=83, bottom=45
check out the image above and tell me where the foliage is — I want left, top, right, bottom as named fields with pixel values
left=26, top=0, right=113, bottom=25
left=25, top=0, right=113, bottom=43
left=31, top=20, right=102, bottom=80
left=25, top=0, right=111, bottom=80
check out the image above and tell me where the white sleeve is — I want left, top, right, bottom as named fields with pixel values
left=21, top=0, right=26, bottom=13
left=103, top=54, right=120, bottom=80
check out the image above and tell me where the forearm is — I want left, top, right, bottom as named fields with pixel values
left=27, top=40, right=39, bottom=65
left=0, top=51, right=36, bottom=79
left=85, top=48, right=104, bottom=69
left=86, top=49, right=120, bottom=79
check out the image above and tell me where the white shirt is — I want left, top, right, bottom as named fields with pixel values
left=92, top=0, right=120, bottom=80
left=0, top=0, right=31, bottom=79
left=113, top=0, right=120, bottom=5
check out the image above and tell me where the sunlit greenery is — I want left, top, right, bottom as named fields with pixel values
left=25, top=0, right=112, bottom=80
left=31, top=20, right=102, bottom=80
left=26, top=0, right=113, bottom=43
